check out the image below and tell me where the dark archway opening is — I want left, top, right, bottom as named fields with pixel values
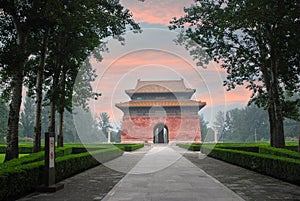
left=153, top=123, right=169, bottom=144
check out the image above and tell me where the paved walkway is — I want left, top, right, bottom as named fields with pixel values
left=103, top=146, right=244, bottom=201
left=184, top=151, right=300, bottom=201
left=19, top=145, right=300, bottom=201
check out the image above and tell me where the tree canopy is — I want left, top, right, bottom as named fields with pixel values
left=0, top=0, right=140, bottom=161
left=170, top=0, right=300, bottom=148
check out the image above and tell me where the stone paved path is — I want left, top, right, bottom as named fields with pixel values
left=103, top=146, right=244, bottom=201
left=18, top=147, right=147, bottom=201
left=184, top=151, right=300, bottom=201
left=19, top=145, right=300, bottom=201
left=19, top=163, right=124, bottom=201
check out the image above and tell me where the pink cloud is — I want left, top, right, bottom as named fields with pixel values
left=87, top=0, right=254, bottom=123
left=225, top=87, right=252, bottom=105
left=120, top=0, right=194, bottom=26
left=88, top=49, right=252, bottom=124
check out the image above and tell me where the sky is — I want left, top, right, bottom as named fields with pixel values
left=75, top=0, right=252, bottom=127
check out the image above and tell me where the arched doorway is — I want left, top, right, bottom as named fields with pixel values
left=153, top=123, right=169, bottom=143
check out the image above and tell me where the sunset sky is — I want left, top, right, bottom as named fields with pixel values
left=80, top=0, right=252, bottom=127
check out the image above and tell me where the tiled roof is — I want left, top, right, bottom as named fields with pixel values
left=125, top=79, right=195, bottom=94
left=115, top=100, right=206, bottom=108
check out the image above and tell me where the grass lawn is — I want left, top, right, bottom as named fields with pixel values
left=0, top=154, right=29, bottom=163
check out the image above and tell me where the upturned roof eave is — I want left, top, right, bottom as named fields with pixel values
left=125, top=89, right=196, bottom=95
left=115, top=101, right=206, bottom=109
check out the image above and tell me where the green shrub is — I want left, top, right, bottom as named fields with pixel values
left=0, top=147, right=122, bottom=200
left=215, top=142, right=269, bottom=147
left=55, top=147, right=122, bottom=181
left=178, top=143, right=263, bottom=152
left=177, top=144, right=190, bottom=150
left=219, top=146, right=259, bottom=153
left=71, top=147, right=104, bottom=154
left=0, top=145, right=37, bottom=154
left=116, top=144, right=144, bottom=151
left=0, top=147, right=73, bottom=168
left=259, top=146, right=300, bottom=160
left=201, top=146, right=300, bottom=185
left=286, top=146, right=298, bottom=152
left=177, top=143, right=202, bottom=151
left=0, top=160, right=44, bottom=200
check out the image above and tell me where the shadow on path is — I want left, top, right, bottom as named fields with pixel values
left=184, top=151, right=300, bottom=201
left=19, top=145, right=300, bottom=201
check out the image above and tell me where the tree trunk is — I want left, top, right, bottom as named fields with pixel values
left=48, top=65, right=61, bottom=135
left=262, top=68, right=285, bottom=148
left=260, top=65, right=276, bottom=147
left=58, top=110, right=64, bottom=147
left=268, top=58, right=285, bottom=148
left=57, top=68, right=66, bottom=148
left=4, top=21, right=27, bottom=162
left=48, top=96, right=56, bottom=134
left=267, top=105, right=275, bottom=147
left=298, top=121, right=300, bottom=152
left=33, top=30, right=49, bottom=153
left=4, top=70, right=24, bottom=161
left=259, top=37, right=285, bottom=148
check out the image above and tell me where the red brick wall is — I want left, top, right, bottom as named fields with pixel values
left=121, top=115, right=201, bottom=143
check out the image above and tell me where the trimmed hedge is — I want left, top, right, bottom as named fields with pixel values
left=0, top=147, right=122, bottom=200
left=0, top=147, right=73, bottom=168
left=0, top=160, right=44, bottom=200
left=116, top=144, right=144, bottom=151
left=259, top=146, right=300, bottom=160
left=177, top=143, right=202, bottom=151
left=71, top=147, right=104, bottom=154
left=0, top=145, right=38, bottom=154
left=201, top=146, right=300, bottom=185
left=178, top=143, right=263, bottom=152
left=220, top=146, right=259, bottom=153
left=55, top=147, right=122, bottom=181
left=286, top=146, right=298, bottom=152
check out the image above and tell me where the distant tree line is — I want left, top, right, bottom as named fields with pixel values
left=0, top=93, right=122, bottom=144
left=200, top=105, right=299, bottom=143
left=18, top=94, right=80, bottom=143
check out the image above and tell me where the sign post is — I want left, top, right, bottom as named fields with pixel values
left=45, top=132, right=55, bottom=186
left=37, top=132, right=64, bottom=192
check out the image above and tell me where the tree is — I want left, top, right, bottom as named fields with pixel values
left=41, top=105, right=49, bottom=138
left=19, top=94, right=35, bottom=139
left=98, top=112, right=111, bottom=140
left=44, top=0, right=140, bottom=147
left=170, top=0, right=300, bottom=148
left=56, top=59, right=98, bottom=147
left=283, top=93, right=300, bottom=152
left=214, top=111, right=225, bottom=138
left=0, top=98, right=9, bottom=143
left=110, top=130, right=121, bottom=143
left=110, top=121, right=122, bottom=143
left=0, top=0, right=40, bottom=161
left=199, top=114, right=208, bottom=141
left=225, top=105, right=270, bottom=142
left=33, top=29, right=50, bottom=152
left=63, top=110, right=80, bottom=143
left=1, top=0, right=140, bottom=159
left=73, top=107, right=101, bottom=143
left=213, top=111, right=231, bottom=142
left=283, top=118, right=299, bottom=139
